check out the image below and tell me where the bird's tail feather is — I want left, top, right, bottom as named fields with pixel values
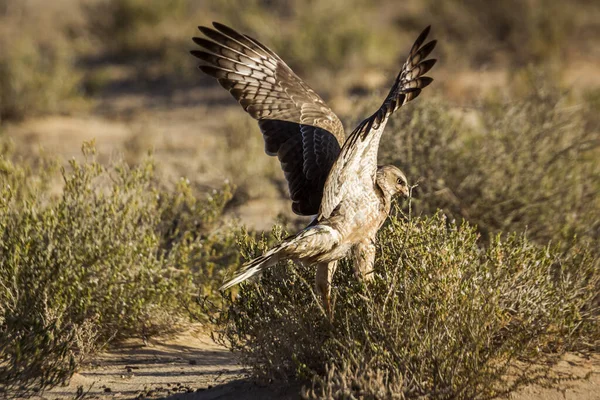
left=220, top=225, right=338, bottom=291
left=219, top=244, right=285, bottom=291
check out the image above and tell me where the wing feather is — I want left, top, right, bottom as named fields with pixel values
left=192, top=22, right=344, bottom=215
left=320, top=26, right=437, bottom=218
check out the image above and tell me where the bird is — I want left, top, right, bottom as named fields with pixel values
left=191, top=22, right=436, bottom=314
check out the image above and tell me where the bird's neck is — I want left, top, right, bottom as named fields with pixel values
left=374, top=179, right=393, bottom=215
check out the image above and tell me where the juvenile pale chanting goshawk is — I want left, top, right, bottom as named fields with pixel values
left=191, top=23, right=436, bottom=313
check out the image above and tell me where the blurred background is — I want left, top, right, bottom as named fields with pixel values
left=1, top=0, right=599, bottom=233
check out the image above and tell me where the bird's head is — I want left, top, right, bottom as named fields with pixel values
left=376, top=165, right=409, bottom=199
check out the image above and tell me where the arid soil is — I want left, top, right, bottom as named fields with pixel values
left=40, top=329, right=245, bottom=399
left=35, top=327, right=301, bottom=400
left=33, top=328, right=599, bottom=400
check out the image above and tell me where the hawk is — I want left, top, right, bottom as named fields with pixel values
left=191, top=23, right=436, bottom=313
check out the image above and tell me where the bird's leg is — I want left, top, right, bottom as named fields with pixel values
left=351, top=239, right=376, bottom=282
left=315, top=261, right=338, bottom=318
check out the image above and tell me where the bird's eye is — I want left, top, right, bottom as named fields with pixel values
left=397, top=178, right=405, bottom=186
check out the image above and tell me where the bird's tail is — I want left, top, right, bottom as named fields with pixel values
left=220, top=225, right=339, bottom=291
left=219, top=242, right=287, bottom=291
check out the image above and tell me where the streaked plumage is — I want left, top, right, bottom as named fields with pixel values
left=192, top=23, right=436, bottom=314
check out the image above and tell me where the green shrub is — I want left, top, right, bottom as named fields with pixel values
left=84, top=0, right=199, bottom=82
left=156, top=175, right=242, bottom=309
left=85, top=0, right=187, bottom=58
left=0, top=19, right=81, bottom=121
left=216, top=213, right=599, bottom=398
left=403, top=0, right=593, bottom=68
left=374, top=80, right=600, bottom=253
left=0, top=142, right=235, bottom=395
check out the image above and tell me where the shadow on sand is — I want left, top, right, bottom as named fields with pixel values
left=163, top=379, right=303, bottom=400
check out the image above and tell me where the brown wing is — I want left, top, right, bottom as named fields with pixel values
left=191, top=22, right=344, bottom=215
left=320, top=26, right=436, bottom=219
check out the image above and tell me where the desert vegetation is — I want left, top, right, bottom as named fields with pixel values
left=214, top=78, right=599, bottom=398
left=0, top=140, right=238, bottom=394
left=219, top=213, right=597, bottom=398
left=0, top=0, right=599, bottom=398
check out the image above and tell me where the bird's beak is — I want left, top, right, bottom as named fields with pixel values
left=401, top=187, right=410, bottom=198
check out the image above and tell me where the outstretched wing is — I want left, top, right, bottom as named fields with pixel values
left=191, top=22, right=344, bottom=215
left=320, top=26, right=436, bottom=218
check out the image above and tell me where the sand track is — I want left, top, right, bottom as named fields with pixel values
left=32, top=328, right=599, bottom=400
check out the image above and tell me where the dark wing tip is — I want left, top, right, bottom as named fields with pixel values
left=212, top=21, right=226, bottom=30
left=419, top=40, right=437, bottom=58
left=213, top=22, right=253, bottom=45
left=198, top=65, right=222, bottom=77
left=418, top=58, right=437, bottom=75
left=422, top=58, right=437, bottom=67
left=190, top=50, right=212, bottom=62
left=411, top=25, right=432, bottom=53
left=419, top=77, right=434, bottom=88
left=198, top=25, right=218, bottom=37
left=409, top=88, right=423, bottom=100
left=191, top=37, right=222, bottom=53
left=191, top=36, right=210, bottom=47
left=212, top=21, right=235, bottom=34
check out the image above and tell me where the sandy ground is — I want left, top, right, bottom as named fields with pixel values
left=42, top=331, right=243, bottom=399
left=31, top=328, right=599, bottom=400
left=509, top=354, right=600, bottom=400
left=36, top=328, right=300, bottom=400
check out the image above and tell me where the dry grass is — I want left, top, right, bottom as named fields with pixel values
left=374, top=78, right=600, bottom=253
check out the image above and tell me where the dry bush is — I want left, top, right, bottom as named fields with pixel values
left=84, top=0, right=201, bottom=83
left=85, top=0, right=187, bottom=58
left=302, top=360, right=405, bottom=400
left=208, top=0, right=599, bottom=95
left=374, top=77, right=600, bottom=253
left=84, top=0, right=400, bottom=93
left=0, top=141, right=235, bottom=396
left=0, top=1, right=82, bottom=121
left=215, top=78, right=600, bottom=398
left=402, top=0, right=600, bottom=68
left=216, top=213, right=599, bottom=398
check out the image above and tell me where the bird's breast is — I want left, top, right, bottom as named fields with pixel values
left=333, top=189, right=385, bottom=243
